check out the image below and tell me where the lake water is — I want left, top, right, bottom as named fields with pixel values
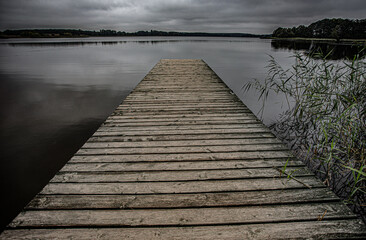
left=0, top=37, right=354, bottom=229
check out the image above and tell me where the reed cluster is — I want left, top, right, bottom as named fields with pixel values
left=245, top=50, right=366, bottom=220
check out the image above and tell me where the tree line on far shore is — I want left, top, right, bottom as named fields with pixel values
left=0, top=29, right=264, bottom=38
left=272, top=18, right=366, bottom=40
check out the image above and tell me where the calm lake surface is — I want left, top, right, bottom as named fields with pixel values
left=0, top=37, right=355, bottom=229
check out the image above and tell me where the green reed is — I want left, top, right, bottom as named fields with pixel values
left=245, top=49, right=365, bottom=220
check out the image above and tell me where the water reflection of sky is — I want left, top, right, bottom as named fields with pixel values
left=0, top=37, right=296, bottom=123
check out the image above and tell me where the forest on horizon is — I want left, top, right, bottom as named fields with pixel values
left=272, top=18, right=366, bottom=40
left=0, top=29, right=264, bottom=38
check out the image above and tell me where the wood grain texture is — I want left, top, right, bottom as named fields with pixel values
left=50, top=167, right=312, bottom=183
left=2, top=220, right=365, bottom=240
left=8, top=202, right=355, bottom=228
left=3, top=59, right=365, bottom=239
left=69, top=151, right=294, bottom=163
left=26, top=188, right=338, bottom=210
left=63, top=159, right=302, bottom=171
left=82, top=138, right=281, bottom=148
left=39, top=177, right=326, bottom=194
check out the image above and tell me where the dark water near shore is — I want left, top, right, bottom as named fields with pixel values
left=0, top=37, right=354, bottom=229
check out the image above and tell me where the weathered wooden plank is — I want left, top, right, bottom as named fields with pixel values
left=106, top=115, right=257, bottom=122
left=141, top=78, right=222, bottom=82
left=96, top=124, right=267, bottom=133
left=122, top=99, right=240, bottom=104
left=102, top=120, right=261, bottom=127
left=103, top=120, right=260, bottom=127
left=133, top=84, right=226, bottom=88
left=123, top=96, right=238, bottom=100
left=40, top=177, right=323, bottom=194
left=126, top=96, right=238, bottom=100
left=147, top=71, right=215, bottom=75
left=135, top=83, right=225, bottom=87
left=117, top=102, right=247, bottom=107
left=26, top=188, right=338, bottom=210
left=8, top=202, right=354, bottom=228
left=138, top=83, right=227, bottom=86
left=96, top=124, right=269, bottom=134
left=133, top=88, right=229, bottom=92
left=123, top=95, right=238, bottom=100
left=124, top=96, right=238, bottom=101
left=75, top=144, right=288, bottom=155
left=107, top=112, right=256, bottom=119
left=149, top=66, right=211, bottom=70
left=82, top=138, right=280, bottom=148
left=50, top=167, right=312, bottom=183
left=69, top=151, right=294, bottom=163
left=142, top=75, right=220, bottom=79
left=134, top=84, right=227, bottom=87
left=140, top=78, right=221, bottom=81
left=93, top=128, right=272, bottom=137
left=118, top=106, right=248, bottom=112
left=128, top=90, right=232, bottom=94
left=113, top=110, right=251, bottom=116
left=87, top=133, right=276, bottom=142
left=119, top=102, right=245, bottom=108
left=3, top=220, right=366, bottom=240
left=126, top=91, right=233, bottom=94
left=97, top=124, right=265, bottom=132
left=64, top=159, right=301, bottom=172
left=70, top=151, right=293, bottom=163
left=117, top=104, right=245, bottom=108
left=115, top=109, right=250, bottom=114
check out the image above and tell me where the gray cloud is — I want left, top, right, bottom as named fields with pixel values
left=0, top=0, right=365, bottom=34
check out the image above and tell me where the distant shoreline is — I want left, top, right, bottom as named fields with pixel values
left=270, top=18, right=366, bottom=43
left=0, top=29, right=269, bottom=39
left=269, top=37, right=366, bottom=44
left=0, top=35, right=264, bottom=39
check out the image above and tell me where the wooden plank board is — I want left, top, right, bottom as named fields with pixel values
left=95, top=124, right=267, bottom=132
left=88, top=134, right=275, bottom=143
left=105, top=115, right=257, bottom=121
left=50, top=167, right=313, bottom=183
left=69, top=152, right=294, bottom=163
left=102, top=120, right=262, bottom=127
left=108, top=112, right=254, bottom=118
left=61, top=159, right=303, bottom=172
left=40, top=177, right=324, bottom=194
left=3, top=59, right=365, bottom=239
left=2, top=220, right=365, bottom=240
left=7, top=202, right=355, bottom=228
left=92, top=128, right=273, bottom=136
left=113, top=110, right=252, bottom=115
left=82, top=138, right=281, bottom=148
left=75, top=144, right=289, bottom=155
left=117, top=102, right=246, bottom=108
left=88, top=133, right=276, bottom=142
left=26, top=188, right=338, bottom=210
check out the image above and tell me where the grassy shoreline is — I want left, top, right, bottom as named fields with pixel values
left=269, top=37, right=366, bottom=44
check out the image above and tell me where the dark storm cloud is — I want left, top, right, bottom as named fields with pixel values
left=0, top=0, right=365, bottom=33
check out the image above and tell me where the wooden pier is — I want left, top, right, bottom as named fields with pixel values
left=1, top=59, right=365, bottom=239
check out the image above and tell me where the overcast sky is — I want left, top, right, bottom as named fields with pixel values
left=0, top=0, right=365, bottom=34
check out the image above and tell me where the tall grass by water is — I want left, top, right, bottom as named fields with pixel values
left=245, top=49, right=366, bottom=221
